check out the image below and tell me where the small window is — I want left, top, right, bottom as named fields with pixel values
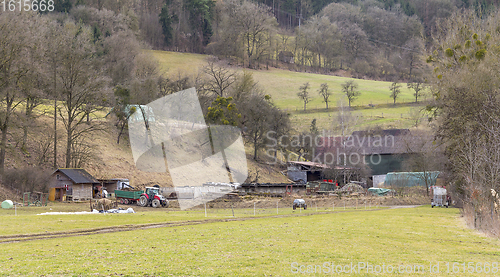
left=56, top=174, right=60, bottom=180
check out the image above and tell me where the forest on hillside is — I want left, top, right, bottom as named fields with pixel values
left=0, top=7, right=291, bottom=194
left=44, top=0, right=500, bottom=81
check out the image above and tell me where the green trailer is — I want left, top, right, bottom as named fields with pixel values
left=115, top=190, right=144, bottom=205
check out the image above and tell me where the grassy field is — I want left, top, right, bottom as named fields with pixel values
left=149, top=50, right=430, bottom=132
left=1, top=205, right=499, bottom=276
left=0, top=202, right=378, bottom=236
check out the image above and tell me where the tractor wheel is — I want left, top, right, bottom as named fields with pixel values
left=139, top=195, right=148, bottom=207
left=152, top=199, right=161, bottom=208
left=304, top=205, right=307, bottom=210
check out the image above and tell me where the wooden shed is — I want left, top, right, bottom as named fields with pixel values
left=97, top=178, right=130, bottom=198
left=49, top=168, right=99, bottom=201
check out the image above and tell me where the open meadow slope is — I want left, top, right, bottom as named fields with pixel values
left=1, top=206, right=499, bottom=276
left=150, top=50, right=431, bottom=132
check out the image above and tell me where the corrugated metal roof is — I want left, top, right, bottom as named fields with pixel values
left=54, top=168, right=99, bottom=184
left=287, top=161, right=329, bottom=168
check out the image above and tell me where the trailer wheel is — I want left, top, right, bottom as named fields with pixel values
left=123, top=199, right=129, bottom=205
left=152, top=199, right=161, bottom=208
left=293, top=204, right=296, bottom=210
left=304, top=205, right=307, bottom=210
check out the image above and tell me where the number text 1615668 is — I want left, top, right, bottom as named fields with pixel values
left=1, top=0, right=54, bottom=12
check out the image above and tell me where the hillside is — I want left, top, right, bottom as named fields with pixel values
left=0, top=50, right=432, bottom=199
left=0, top=110, right=289, bottom=199
left=150, top=50, right=431, bottom=132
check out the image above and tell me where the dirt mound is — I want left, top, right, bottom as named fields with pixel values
left=338, top=183, right=365, bottom=194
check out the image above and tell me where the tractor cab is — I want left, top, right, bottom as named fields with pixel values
left=145, top=187, right=161, bottom=198
left=139, top=186, right=169, bottom=208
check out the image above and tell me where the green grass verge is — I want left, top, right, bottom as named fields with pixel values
left=1, top=206, right=499, bottom=276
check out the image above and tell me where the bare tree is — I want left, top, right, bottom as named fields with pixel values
left=203, top=59, right=237, bottom=97
left=407, top=80, right=426, bottom=103
left=56, top=21, right=110, bottom=168
left=216, top=0, right=277, bottom=68
left=341, top=80, right=360, bottom=107
left=240, top=94, right=289, bottom=160
left=318, top=83, right=331, bottom=109
left=297, top=82, right=312, bottom=111
left=0, top=13, right=40, bottom=173
left=42, top=19, right=66, bottom=169
left=389, top=82, right=402, bottom=104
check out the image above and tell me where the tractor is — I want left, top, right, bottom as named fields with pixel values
left=138, top=186, right=169, bottom=208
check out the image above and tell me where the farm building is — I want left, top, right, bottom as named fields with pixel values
left=287, top=161, right=329, bottom=183
left=315, top=129, right=440, bottom=181
left=383, top=171, right=441, bottom=187
left=97, top=178, right=130, bottom=198
left=49, top=168, right=100, bottom=201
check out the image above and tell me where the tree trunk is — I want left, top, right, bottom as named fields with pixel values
left=65, top=121, right=72, bottom=168
left=22, top=98, right=30, bottom=150
left=0, top=124, right=7, bottom=175
left=253, top=133, right=258, bottom=160
left=117, top=121, right=126, bottom=144
left=0, top=101, right=11, bottom=175
left=53, top=68, right=57, bottom=169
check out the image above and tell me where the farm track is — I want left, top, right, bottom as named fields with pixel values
left=0, top=206, right=417, bottom=244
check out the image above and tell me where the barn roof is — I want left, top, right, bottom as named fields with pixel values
left=54, top=168, right=99, bottom=184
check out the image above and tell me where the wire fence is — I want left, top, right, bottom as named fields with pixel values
left=186, top=198, right=384, bottom=218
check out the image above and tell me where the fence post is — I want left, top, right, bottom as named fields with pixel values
left=254, top=202, right=256, bottom=216
left=277, top=201, right=279, bottom=214
left=205, top=202, right=207, bottom=217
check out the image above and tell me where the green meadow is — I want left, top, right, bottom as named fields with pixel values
left=1, top=206, right=498, bottom=276
left=150, top=50, right=430, bottom=132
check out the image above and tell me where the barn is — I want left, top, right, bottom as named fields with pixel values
left=49, top=168, right=100, bottom=201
